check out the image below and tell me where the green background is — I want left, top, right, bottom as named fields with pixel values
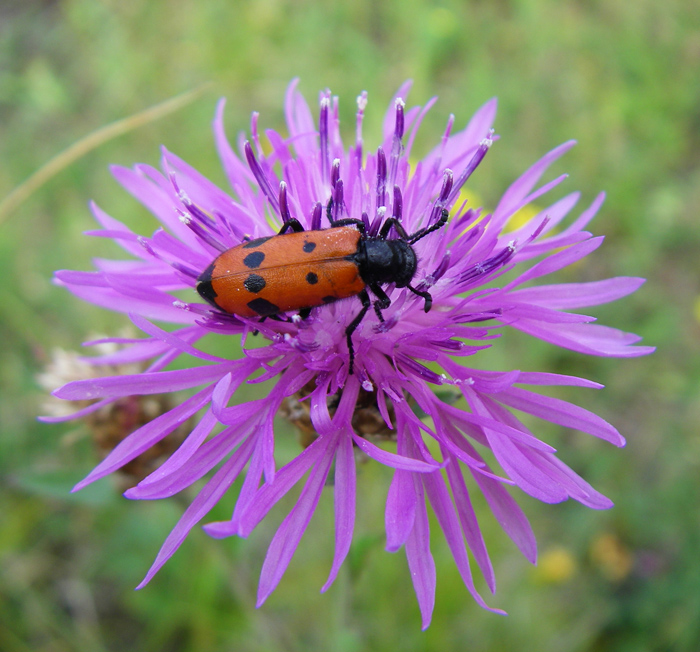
left=1, top=0, right=698, bottom=650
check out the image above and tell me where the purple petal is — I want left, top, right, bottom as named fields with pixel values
left=60, top=284, right=196, bottom=323
left=111, top=165, right=195, bottom=246
left=55, top=364, right=235, bottom=401
left=529, top=451, right=614, bottom=509
left=128, top=314, right=229, bottom=363
left=256, top=432, right=338, bottom=605
left=515, top=372, right=603, bottom=389
left=404, top=477, right=436, bottom=630
left=73, top=387, right=213, bottom=491
left=284, top=78, right=317, bottom=158
left=213, top=99, right=255, bottom=194
left=321, top=430, right=356, bottom=592
left=444, top=457, right=496, bottom=593
left=512, top=321, right=655, bottom=357
left=79, top=337, right=175, bottom=367
left=236, top=432, right=336, bottom=537
left=136, top=434, right=257, bottom=588
left=39, top=397, right=116, bottom=423
left=89, top=202, right=149, bottom=259
left=438, top=98, right=498, bottom=174
left=494, top=386, right=625, bottom=446
left=126, top=422, right=251, bottom=500
left=492, top=141, right=576, bottom=231
left=385, top=469, right=417, bottom=552
left=351, top=433, right=441, bottom=472
left=132, top=409, right=218, bottom=490
left=509, top=277, right=646, bottom=309
left=504, top=237, right=604, bottom=289
left=471, top=468, right=537, bottom=563
left=423, top=462, right=505, bottom=613
left=485, top=427, right=570, bottom=502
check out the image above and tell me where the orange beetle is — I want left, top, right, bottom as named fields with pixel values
left=197, top=210, right=448, bottom=371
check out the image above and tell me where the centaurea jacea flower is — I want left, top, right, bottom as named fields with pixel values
left=45, top=80, right=653, bottom=627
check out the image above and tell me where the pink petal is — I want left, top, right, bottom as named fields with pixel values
left=256, top=432, right=339, bottom=605
left=404, top=477, right=436, bottom=630
left=424, top=463, right=505, bottom=613
left=73, top=387, right=213, bottom=491
left=136, top=435, right=256, bottom=588
left=351, top=433, right=441, bottom=472
left=385, top=469, right=417, bottom=552
left=55, top=364, right=234, bottom=401
left=509, top=277, right=646, bottom=309
left=472, top=468, right=537, bottom=563
left=494, top=386, right=625, bottom=446
left=444, top=458, right=496, bottom=593
left=322, top=431, right=356, bottom=592
left=513, top=320, right=655, bottom=357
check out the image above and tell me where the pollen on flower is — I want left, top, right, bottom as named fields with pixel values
left=479, top=131, right=495, bottom=150
left=357, top=92, right=368, bottom=111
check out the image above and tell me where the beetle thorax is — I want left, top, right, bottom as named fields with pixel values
left=355, top=238, right=417, bottom=288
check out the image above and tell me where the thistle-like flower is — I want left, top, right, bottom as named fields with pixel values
left=45, top=80, right=653, bottom=627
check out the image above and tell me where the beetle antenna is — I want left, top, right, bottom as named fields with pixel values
left=408, top=209, right=449, bottom=244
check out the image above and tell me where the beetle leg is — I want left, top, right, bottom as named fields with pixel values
left=369, top=283, right=391, bottom=322
left=277, top=218, right=305, bottom=234
left=329, top=217, right=367, bottom=235
left=407, top=284, right=433, bottom=312
left=346, top=289, right=371, bottom=374
left=373, top=303, right=385, bottom=322
left=378, top=217, right=410, bottom=240
left=379, top=208, right=449, bottom=242
left=298, top=307, right=312, bottom=320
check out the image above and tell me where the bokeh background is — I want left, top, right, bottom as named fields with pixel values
left=1, top=0, right=698, bottom=650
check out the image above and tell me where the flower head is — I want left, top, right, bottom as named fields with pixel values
left=45, top=80, right=653, bottom=627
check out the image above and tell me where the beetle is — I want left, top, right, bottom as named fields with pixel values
left=196, top=208, right=449, bottom=372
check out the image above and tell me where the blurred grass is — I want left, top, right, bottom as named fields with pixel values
left=1, top=0, right=699, bottom=650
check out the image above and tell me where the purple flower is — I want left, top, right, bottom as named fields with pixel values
left=44, top=80, right=653, bottom=628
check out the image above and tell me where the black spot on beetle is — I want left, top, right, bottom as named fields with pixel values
left=247, top=297, right=280, bottom=316
left=303, top=241, right=316, bottom=253
left=198, top=261, right=216, bottom=284
left=243, top=236, right=272, bottom=249
left=306, top=272, right=319, bottom=285
left=196, top=279, right=218, bottom=305
left=243, top=251, right=265, bottom=268
left=196, top=262, right=218, bottom=307
left=244, top=274, right=266, bottom=293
